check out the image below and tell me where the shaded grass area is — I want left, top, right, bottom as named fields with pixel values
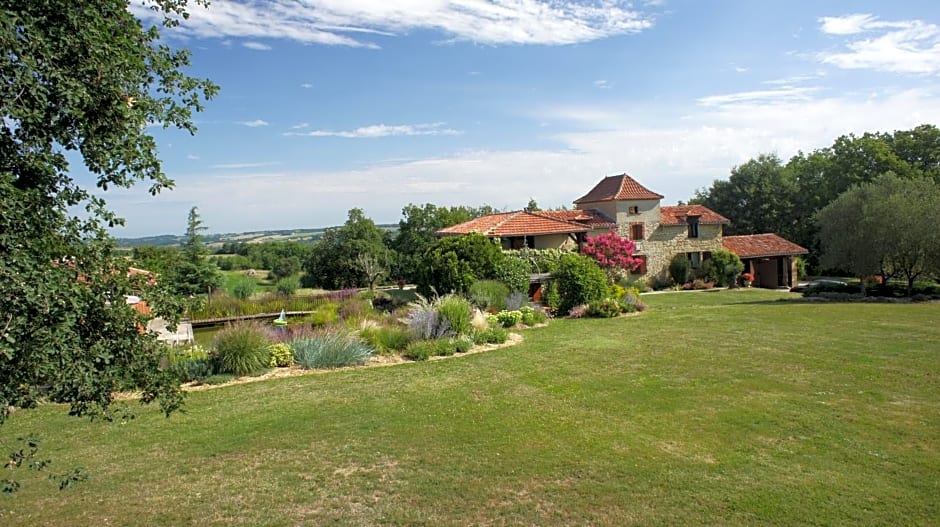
left=3, top=290, right=939, bottom=525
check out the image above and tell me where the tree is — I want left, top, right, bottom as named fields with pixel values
left=355, top=253, right=386, bottom=292
left=1, top=0, right=215, bottom=491
left=392, top=203, right=495, bottom=282
left=302, top=209, right=389, bottom=290
left=669, top=254, right=691, bottom=285
left=526, top=197, right=541, bottom=211
left=416, top=233, right=505, bottom=296
left=173, top=207, right=222, bottom=297
left=817, top=173, right=940, bottom=294
left=580, top=230, right=641, bottom=282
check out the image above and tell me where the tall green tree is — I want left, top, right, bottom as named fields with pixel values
left=172, top=207, right=222, bottom=297
left=817, top=173, right=940, bottom=294
left=691, top=154, right=798, bottom=237
left=302, top=209, right=390, bottom=290
left=392, top=203, right=496, bottom=281
left=1, top=0, right=215, bottom=491
left=416, top=233, right=506, bottom=296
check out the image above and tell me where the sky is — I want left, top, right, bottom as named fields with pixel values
left=101, top=0, right=940, bottom=237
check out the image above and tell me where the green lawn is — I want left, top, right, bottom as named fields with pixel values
left=3, top=290, right=939, bottom=526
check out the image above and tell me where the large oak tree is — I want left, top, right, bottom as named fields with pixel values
left=1, top=0, right=216, bottom=491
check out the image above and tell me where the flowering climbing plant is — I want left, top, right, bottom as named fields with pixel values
left=580, top=229, right=642, bottom=281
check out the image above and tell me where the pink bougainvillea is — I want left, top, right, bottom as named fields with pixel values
left=580, top=229, right=641, bottom=278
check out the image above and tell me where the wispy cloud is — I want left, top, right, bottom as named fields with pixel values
left=284, top=122, right=462, bottom=138
left=593, top=79, right=613, bottom=89
left=131, top=0, right=656, bottom=48
left=697, top=87, right=819, bottom=106
left=300, top=83, right=313, bottom=89
left=242, top=41, right=272, bottom=50
left=290, top=122, right=309, bottom=130
left=186, top=154, right=201, bottom=160
left=817, top=14, right=940, bottom=74
left=210, top=161, right=281, bottom=169
left=762, top=73, right=823, bottom=86
left=237, top=119, right=270, bottom=127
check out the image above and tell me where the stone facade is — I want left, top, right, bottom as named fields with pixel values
left=579, top=200, right=724, bottom=285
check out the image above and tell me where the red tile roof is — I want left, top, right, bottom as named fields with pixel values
left=723, top=234, right=808, bottom=258
left=660, top=205, right=730, bottom=225
left=435, top=210, right=589, bottom=237
left=574, top=174, right=664, bottom=203
left=537, top=209, right=616, bottom=229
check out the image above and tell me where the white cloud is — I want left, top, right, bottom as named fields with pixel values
left=186, top=154, right=200, bottom=160
left=131, top=0, right=655, bottom=47
left=111, top=88, right=940, bottom=236
left=284, top=122, right=461, bottom=138
left=237, top=119, right=270, bottom=127
left=300, top=83, right=313, bottom=88
left=819, top=14, right=880, bottom=35
left=593, top=79, right=613, bottom=89
left=733, top=66, right=748, bottom=73
left=697, top=87, right=818, bottom=106
left=817, top=14, right=940, bottom=74
left=290, top=122, right=309, bottom=130
left=242, top=41, right=272, bottom=50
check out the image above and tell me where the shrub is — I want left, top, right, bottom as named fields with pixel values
left=505, top=291, right=528, bottom=311
left=568, top=304, right=590, bottom=319
left=554, top=253, right=608, bottom=313
left=495, top=310, right=523, bottom=327
left=588, top=298, right=622, bottom=318
left=212, top=322, right=272, bottom=376
left=542, top=281, right=561, bottom=313
left=472, top=325, right=509, bottom=345
left=494, top=256, right=530, bottom=293
left=360, top=325, right=412, bottom=354
left=267, top=343, right=293, bottom=367
left=276, top=276, right=300, bottom=296
left=406, top=294, right=453, bottom=340
left=804, top=281, right=859, bottom=296
left=703, top=250, right=744, bottom=287
left=292, top=332, right=373, bottom=369
left=167, top=345, right=212, bottom=383
left=453, top=336, right=473, bottom=354
left=308, top=302, right=339, bottom=326
left=230, top=275, right=257, bottom=300
left=669, top=254, right=691, bottom=285
left=403, top=339, right=446, bottom=361
left=468, top=280, right=510, bottom=311
left=436, top=295, right=473, bottom=337
left=338, top=297, right=372, bottom=323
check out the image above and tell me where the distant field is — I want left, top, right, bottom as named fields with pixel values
left=3, top=290, right=938, bottom=526
left=115, top=224, right=398, bottom=248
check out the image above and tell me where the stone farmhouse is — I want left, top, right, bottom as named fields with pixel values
left=436, top=173, right=807, bottom=289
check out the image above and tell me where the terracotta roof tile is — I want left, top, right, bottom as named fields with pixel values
left=538, top=209, right=616, bottom=229
left=574, top=174, right=664, bottom=203
left=660, top=205, right=730, bottom=225
left=722, top=233, right=808, bottom=258
left=435, top=211, right=589, bottom=237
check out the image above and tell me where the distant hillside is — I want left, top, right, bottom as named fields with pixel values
left=116, top=225, right=398, bottom=248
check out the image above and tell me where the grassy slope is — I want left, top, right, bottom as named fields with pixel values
left=3, top=290, right=939, bottom=526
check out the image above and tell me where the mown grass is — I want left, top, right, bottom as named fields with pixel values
left=2, top=289, right=938, bottom=526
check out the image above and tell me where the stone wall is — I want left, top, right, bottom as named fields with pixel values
left=632, top=224, right=723, bottom=284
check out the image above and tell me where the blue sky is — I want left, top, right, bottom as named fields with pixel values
left=105, top=0, right=940, bottom=237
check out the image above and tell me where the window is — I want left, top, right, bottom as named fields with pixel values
left=689, top=252, right=701, bottom=269
left=628, top=205, right=640, bottom=215
left=630, top=223, right=645, bottom=240
left=633, top=255, right=648, bottom=274
left=687, top=215, right=700, bottom=238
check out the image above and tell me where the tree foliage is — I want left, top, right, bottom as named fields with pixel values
left=580, top=229, right=641, bottom=281
left=302, top=209, right=389, bottom=290
left=817, top=173, right=940, bottom=294
left=1, top=0, right=216, bottom=491
left=553, top=253, right=609, bottom=313
left=692, top=125, right=940, bottom=269
left=416, top=233, right=505, bottom=296
left=172, top=207, right=222, bottom=297
left=702, top=250, right=744, bottom=287
left=392, top=203, right=496, bottom=282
